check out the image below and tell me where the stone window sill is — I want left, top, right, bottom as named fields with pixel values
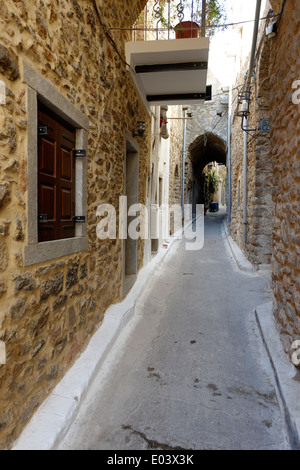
left=23, top=61, right=89, bottom=266
left=24, top=237, right=89, bottom=266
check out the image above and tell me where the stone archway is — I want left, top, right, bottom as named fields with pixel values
left=186, top=132, right=227, bottom=209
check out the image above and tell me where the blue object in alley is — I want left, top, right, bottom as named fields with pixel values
left=209, top=202, right=219, bottom=212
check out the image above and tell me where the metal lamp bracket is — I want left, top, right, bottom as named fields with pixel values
left=241, top=117, right=270, bottom=134
left=241, top=116, right=257, bottom=133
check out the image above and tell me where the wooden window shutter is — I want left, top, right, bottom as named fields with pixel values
left=38, top=105, right=76, bottom=242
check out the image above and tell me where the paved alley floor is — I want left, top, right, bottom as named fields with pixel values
left=59, top=211, right=291, bottom=450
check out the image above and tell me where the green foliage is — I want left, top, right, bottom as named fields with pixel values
left=203, top=176, right=210, bottom=206
left=205, top=0, right=227, bottom=36
left=208, top=169, right=221, bottom=195
left=154, top=1, right=167, bottom=28
left=203, top=169, right=221, bottom=206
left=151, top=0, right=179, bottom=29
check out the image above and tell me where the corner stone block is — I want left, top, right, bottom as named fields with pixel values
left=40, top=273, right=64, bottom=301
left=9, top=298, right=28, bottom=321
left=0, top=44, right=20, bottom=81
left=0, top=183, right=11, bottom=210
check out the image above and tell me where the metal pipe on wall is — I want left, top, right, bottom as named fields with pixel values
left=201, top=0, right=206, bottom=37
left=227, top=85, right=232, bottom=224
left=242, top=0, right=262, bottom=244
left=243, top=117, right=248, bottom=243
left=245, top=0, right=262, bottom=92
left=182, top=107, right=187, bottom=219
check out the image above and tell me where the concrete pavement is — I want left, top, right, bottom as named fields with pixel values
left=13, top=209, right=299, bottom=450
left=57, top=211, right=292, bottom=450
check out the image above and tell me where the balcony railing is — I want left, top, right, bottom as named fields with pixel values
left=124, top=1, right=209, bottom=107
left=132, top=0, right=207, bottom=41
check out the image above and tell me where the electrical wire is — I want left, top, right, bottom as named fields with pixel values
left=208, top=83, right=244, bottom=101
left=107, top=13, right=280, bottom=33
left=92, top=0, right=261, bottom=144
left=185, top=86, right=242, bottom=152
left=92, top=0, right=279, bottom=76
left=91, top=0, right=134, bottom=73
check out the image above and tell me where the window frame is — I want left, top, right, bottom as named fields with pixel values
left=38, top=104, right=76, bottom=242
left=23, top=62, right=89, bottom=266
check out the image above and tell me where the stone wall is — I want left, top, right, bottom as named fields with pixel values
left=168, top=107, right=184, bottom=210
left=268, top=0, right=300, bottom=354
left=0, top=0, right=148, bottom=449
left=230, top=54, right=273, bottom=266
left=184, top=78, right=229, bottom=206
left=230, top=0, right=300, bottom=356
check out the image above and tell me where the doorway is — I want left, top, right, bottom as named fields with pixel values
left=123, top=135, right=139, bottom=296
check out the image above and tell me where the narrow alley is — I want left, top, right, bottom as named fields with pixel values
left=0, top=0, right=299, bottom=453
left=58, top=212, right=290, bottom=450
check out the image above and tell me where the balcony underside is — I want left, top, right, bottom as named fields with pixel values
left=125, top=37, right=210, bottom=107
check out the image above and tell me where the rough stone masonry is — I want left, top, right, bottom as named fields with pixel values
left=229, top=0, right=300, bottom=356
left=0, top=0, right=149, bottom=449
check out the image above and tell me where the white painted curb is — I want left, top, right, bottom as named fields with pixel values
left=222, top=221, right=256, bottom=273
left=12, top=234, right=181, bottom=450
left=255, top=302, right=300, bottom=449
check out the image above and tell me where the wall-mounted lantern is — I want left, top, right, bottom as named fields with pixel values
left=237, top=89, right=257, bottom=133
left=160, top=106, right=169, bottom=140
left=237, top=89, right=270, bottom=134
left=266, top=18, right=277, bottom=38
left=236, top=90, right=251, bottom=118
left=133, top=121, right=146, bottom=138
left=160, top=117, right=168, bottom=127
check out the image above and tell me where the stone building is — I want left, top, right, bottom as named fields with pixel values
left=1, top=0, right=297, bottom=451
left=143, top=104, right=184, bottom=261
left=0, top=0, right=188, bottom=449
left=183, top=17, right=240, bottom=211
left=229, top=0, right=300, bottom=355
left=0, top=0, right=178, bottom=449
left=130, top=0, right=184, bottom=263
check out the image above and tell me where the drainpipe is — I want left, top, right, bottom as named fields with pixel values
left=242, top=0, right=262, bottom=244
left=245, top=0, right=262, bottom=92
left=227, top=84, right=232, bottom=224
left=182, top=107, right=187, bottom=219
left=201, top=0, right=206, bottom=37
left=243, top=117, right=248, bottom=243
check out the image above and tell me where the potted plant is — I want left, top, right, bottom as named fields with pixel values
left=202, top=174, right=210, bottom=215
left=175, top=21, right=200, bottom=39
left=153, top=0, right=227, bottom=39
left=208, top=169, right=221, bottom=211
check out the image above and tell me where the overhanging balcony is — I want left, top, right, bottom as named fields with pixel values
left=125, top=36, right=210, bottom=108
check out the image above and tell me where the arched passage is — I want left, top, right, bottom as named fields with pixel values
left=187, top=132, right=227, bottom=211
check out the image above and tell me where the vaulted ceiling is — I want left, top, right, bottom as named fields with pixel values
left=189, top=132, right=227, bottom=178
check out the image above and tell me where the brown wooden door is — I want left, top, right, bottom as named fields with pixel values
left=38, top=106, right=75, bottom=242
